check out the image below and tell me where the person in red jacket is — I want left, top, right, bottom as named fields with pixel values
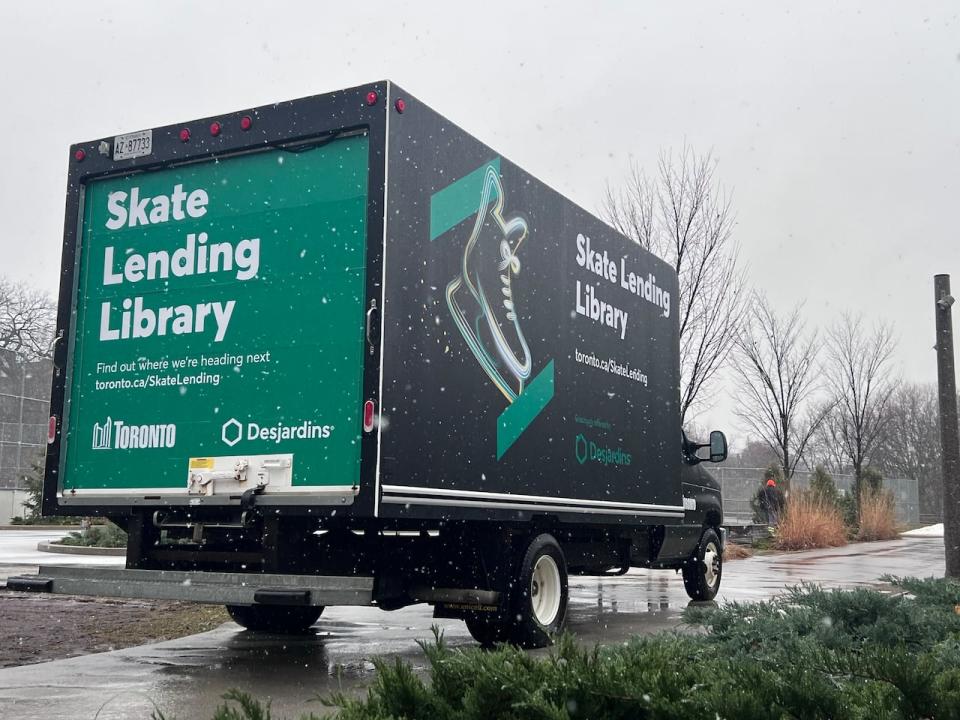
left=762, top=478, right=785, bottom=526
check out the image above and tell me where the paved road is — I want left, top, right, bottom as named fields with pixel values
left=0, top=529, right=123, bottom=581
left=0, top=536, right=945, bottom=720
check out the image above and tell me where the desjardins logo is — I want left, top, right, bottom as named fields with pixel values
left=575, top=433, right=632, bottom=467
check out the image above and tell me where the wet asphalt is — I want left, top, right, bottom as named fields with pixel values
left=0, top=534, right=945, bottom=720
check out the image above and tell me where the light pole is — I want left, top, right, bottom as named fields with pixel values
left=934, top=274, right=959, bottom=577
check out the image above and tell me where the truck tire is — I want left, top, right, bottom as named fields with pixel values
left=682, top=528, right=722, bottom=601
left=508, top=533, right=568, bottom=648
left=464, top=615, right=509, bottom=647
left=226, top=604, right=324, bottom=633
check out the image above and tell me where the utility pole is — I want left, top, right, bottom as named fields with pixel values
left=934, top=274, right=960, bottom=577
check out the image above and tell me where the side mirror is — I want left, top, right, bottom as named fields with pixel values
left=709, top=430, right=728, bottom=463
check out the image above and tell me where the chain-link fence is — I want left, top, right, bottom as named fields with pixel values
left=714, top=467, right=919, bottom=527
left=0, top=349, right=51, bottom=493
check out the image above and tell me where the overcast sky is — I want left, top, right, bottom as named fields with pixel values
left=1, top=1, right=957, bottom=441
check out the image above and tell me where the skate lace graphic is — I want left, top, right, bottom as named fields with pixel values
left=446, top=167, right=532, bottom=402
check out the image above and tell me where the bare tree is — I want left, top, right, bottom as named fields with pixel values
left=805, top=401, right=851, bottom=475
left=732, top=294, right=831, bottom=480
left=602, top=146, right=747, bottom=423
left=726, top=438, right=779, bottom=470
left=826, top=314, right=899, bottom=501
left=0, top=277, right=56, bottom=360
left=873, top=383, right=943, bottom=520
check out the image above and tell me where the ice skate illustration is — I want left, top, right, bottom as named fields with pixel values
left=446, top=167, right=532, bottom=402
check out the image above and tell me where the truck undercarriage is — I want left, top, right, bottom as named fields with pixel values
left=9, top=505, right=724, bottom=646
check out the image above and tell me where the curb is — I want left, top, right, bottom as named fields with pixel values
left=36, top=541, right=125, bottom=557
left=0, top=525, right=84, bottom=531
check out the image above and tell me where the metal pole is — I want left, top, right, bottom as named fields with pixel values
left=934, top=274, right=960, bottom=577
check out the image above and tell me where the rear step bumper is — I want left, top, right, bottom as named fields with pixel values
left=6, top=565, right=373, bottom=607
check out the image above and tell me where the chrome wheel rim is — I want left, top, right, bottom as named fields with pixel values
left=530, top=555, right=561, bottom=626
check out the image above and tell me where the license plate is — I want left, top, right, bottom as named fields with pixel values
left=113, top=130, right=152, bottom=161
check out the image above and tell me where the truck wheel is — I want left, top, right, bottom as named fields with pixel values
left=226, top=604, right=324, bottom=633
left=508, top=533, right=568, bottom=648
left=682, top=528, right=722, bottom=601
left=464, top=615, right=509, bottom=647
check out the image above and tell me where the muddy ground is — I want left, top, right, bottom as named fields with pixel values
left=0, top=590, right=228, bottom=668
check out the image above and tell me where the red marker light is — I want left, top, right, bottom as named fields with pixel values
left=394, top=98, right=406, bottom=113
left=47, top=416, right=57, bottom=444
left=366, top=91, right=379, bottom=106
left=240, top=115, right=253, bottom=131
left=73, top=149, right=86, bottom=162
left=209, top=121, right=222, bottom=137
left=363, top=400, right=376, bottom=432
left=179, top=128, right=191, bottom=142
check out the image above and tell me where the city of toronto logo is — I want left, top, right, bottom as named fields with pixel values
left=92, top=417, right=113, bottom=450
left=91, top=417, right=176, bottom=450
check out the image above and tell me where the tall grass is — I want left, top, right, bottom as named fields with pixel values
left=775, top=491, right=847, bottom=551
left=723, top=543, right=754, bottom=560
left=857, top=489, right=898, bottom=541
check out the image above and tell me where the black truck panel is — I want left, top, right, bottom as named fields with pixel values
left=378, top=85, right=682, bottom=524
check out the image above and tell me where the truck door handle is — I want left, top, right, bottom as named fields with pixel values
left=366, top=299, right=378, bottom=355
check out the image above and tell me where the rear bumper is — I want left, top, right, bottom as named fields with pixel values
left=6, top=565, right=373, bottom=607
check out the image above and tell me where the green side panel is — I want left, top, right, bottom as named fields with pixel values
left=429, top=157, right=500, bottom=240
left=496, top=361, right=555, bottom=460
left=64, top=135, right=370, bottom=491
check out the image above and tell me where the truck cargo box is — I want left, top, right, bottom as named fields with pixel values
left=45, top=81, right=682, bottom=527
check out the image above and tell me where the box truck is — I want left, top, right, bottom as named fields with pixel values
left=8, top=82, right=728, bottom=648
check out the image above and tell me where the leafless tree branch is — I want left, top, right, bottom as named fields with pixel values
left=872, top=382, right=944, bottom=518
left=0, top=277, right=56, bottom=361
left=824, top=313, right=899, bottom=496
left=602, top=146, right=747, bottom=423
left=732, top=293, right=830, bottom=479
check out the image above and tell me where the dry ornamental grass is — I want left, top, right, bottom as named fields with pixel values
left=723, top=543, right=754, bottom=560
left=857, top=489, right=898, bottom=541
left=775, top=491, right=848, bottom=551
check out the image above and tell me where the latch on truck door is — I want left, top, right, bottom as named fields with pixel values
left=187, top=455, right=293, bottom=497
left=366, top=298, right=378, bottom=356
left=188, top=459, right=250, bottom=496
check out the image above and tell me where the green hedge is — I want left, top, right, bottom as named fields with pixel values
left=162, top=577, right=960, bottom=720
left=59, top=521, right=127, bottom=548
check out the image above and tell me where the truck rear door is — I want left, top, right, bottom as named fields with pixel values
left=59, top=133, right=371, bottom=506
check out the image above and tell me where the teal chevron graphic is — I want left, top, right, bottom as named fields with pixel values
left=497, top=361, right=555, bottom=460
left=430, top=158, right=501, bottom=241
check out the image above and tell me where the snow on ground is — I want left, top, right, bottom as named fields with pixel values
left=901, top=523, right=944, bottom=538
